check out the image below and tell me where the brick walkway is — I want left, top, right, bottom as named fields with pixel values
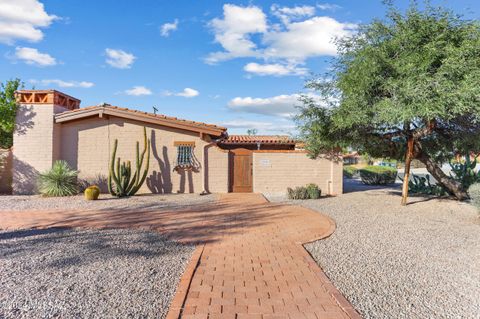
left=0, top=193, right=360, bottom=319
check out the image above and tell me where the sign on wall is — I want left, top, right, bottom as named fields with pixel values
left=259, top=158, right=271, bottom=167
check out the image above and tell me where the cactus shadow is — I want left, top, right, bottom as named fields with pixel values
left=147, top=132, right=172, bottom=194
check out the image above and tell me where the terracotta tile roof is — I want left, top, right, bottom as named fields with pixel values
left=221, top=135, right=297, bottom=145
left=55, top=105, right=227, bottom=136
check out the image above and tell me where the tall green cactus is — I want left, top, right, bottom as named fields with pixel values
left=108, top=127, right=151, bottom=197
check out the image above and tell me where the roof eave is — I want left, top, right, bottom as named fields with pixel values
left=55, top=107, right=226, bottom=137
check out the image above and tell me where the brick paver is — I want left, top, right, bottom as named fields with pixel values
left=0, top=193, right=360, bottom=318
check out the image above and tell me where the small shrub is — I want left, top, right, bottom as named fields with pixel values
left=306, top=183, right=321, bottom=199
left=287, top=187, right=295, bottom=199
left=84, top=185, right=100, bottom=200
left=37, top=161, right=78, bottom=197
left=287, top=186, right=309, bottom=200
left=343, top=166, right=358, bottom=178
left=294, top=186, right=309, bottom=199
left=359, top=165, right=397, bottom=185
left=468, top=183, right=480, bottom=211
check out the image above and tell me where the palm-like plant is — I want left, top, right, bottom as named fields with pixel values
left=38, top=160, right=79, bottom=196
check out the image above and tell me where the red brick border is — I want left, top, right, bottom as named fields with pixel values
left=297, top=214, right=362, bottom=318
left=166, top=245, right=205, bottom=319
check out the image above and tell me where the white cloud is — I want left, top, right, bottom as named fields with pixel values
left=206, top=4, right=267, bottom=64
left=0, top=0, right=58, bottom=44
left=14, top=47, right=56, bottom=66
left=164, top=87, right=199, bottom=98
left=30, top=79, right=94, bottom=88
left=105, top=48, right=136, bottom=69
left=160, top=19, right=178, bottom=37
left=206, top=4, right=355, bottom=75
left=263, top=16, right=356, bottom=61
left=317, top=3, right=342, bottom=11
left=271, top=4, right=315, bottom=25
left=228, top=94, right=309, bottom=118
left=125, top=86, right=152, bottom=96
left=244, top=62, right=308, bottom=77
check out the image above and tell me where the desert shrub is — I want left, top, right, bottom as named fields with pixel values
left=359, top=165, right=397, bottom=185
left=287, top=185, right=321, bottom=200
left=287, top=186, right=309, bottom=200
left=306, top=183, right=321, bottom=199
left=37, top=160, right=78, bottom=197
left=468, top=183, right=480, bottom=211
left=343, top=166, right=358, bottom=178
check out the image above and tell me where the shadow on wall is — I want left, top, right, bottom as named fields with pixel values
left=177, top=168, right=198, bottom=194
left=14, top=106, right=35, bottom=136
left=147, top=131, right=173, bottom=194
left=0, top=149, right=13, bottom=194
left=78, top=174, right=109, bottom=193
left=12, top=157, right=39, bottom=194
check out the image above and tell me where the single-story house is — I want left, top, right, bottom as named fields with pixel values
left=11, top=90, right=343, bottom=195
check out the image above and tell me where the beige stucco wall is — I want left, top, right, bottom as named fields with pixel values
left=252, top=151, right=343, bottom=195
left=205, top=146, right=229, bottom=193
left=60, top=117, right=229, bottom=194
left=12, top=104, right=67, bottom=194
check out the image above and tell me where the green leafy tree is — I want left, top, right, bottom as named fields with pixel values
left=0, top=79, right=23, bottom=148
left=296, top=1, right=480, bottom=204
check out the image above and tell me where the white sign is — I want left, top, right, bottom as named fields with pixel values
left=260, top=159, right=271, bottom=167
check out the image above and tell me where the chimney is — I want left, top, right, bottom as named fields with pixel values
left=12, top=90, right=81, bottom=194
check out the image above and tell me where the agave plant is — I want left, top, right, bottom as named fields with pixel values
left=37, top=160, right=79, bottom=197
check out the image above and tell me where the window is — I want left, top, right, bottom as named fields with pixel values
left=177, top=145, right=194, bottom=166
left=174, top=141, right=197, bottom=169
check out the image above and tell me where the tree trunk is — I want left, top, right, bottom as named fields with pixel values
left=401, top=137, right=414, bottom=206
left=416, top=149, right=469, bottom=200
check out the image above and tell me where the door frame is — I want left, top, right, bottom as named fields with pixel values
left=229, top=148, right=253, bottom=193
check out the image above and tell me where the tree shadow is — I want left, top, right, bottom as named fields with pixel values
left=14, top=105, right=35, bottom=135
left=1, top=198, right=289, bottom=245
left=11, top=156, right=38, bottom=194
left=1, top=228, right=194, bottom=269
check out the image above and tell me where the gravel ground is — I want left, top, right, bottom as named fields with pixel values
left=0, top=193, right=215, bottom=211
left=267, top=179, right=480, bottom=319
left=0, top=228, right=195, bottom=319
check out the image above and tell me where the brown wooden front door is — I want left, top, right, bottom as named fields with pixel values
left=230, top=148, right=253, bottom=193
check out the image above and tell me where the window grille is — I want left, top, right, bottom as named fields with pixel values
left=176, top=145, right=194, bottom=167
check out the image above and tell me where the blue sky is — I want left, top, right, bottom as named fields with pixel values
left=1, top=0, right=478, bottom=135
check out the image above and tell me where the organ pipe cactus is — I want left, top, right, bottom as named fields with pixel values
left=108, top=127, right=151, bottom=197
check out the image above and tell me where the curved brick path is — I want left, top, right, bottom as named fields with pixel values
left=0, top=193, right=360, bottom=319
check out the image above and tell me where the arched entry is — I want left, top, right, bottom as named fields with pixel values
left=229, top=148, right=253, bottom=192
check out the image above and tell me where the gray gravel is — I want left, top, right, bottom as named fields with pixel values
left=267, top=179, right=480, bottom=319
left=0, top=193, right=215, bottom=211
left=0, top=228, right=195, bottom=319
